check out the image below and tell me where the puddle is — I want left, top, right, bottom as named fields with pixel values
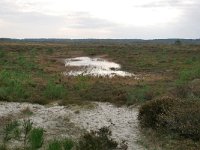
left=64, top=57, right=135, bottom=77
left=0, top=102, right=143, bottom=150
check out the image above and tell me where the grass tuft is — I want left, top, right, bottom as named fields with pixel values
left=29, top=128, right=44, bottom=149
left=44, top=81, right=67, bottom=100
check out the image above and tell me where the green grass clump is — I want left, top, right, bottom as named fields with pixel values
left=23, top=119, right=33, bottom=148
left=0, top=50, right=5, bottom=58
left=126, top=84, right=152, bottom=105
left=46, top=48, right=54, bottom=54
left=44, top=81, right=67, bottom=100
left=184, top=56, right=198, bottom=65
left=74, top=75, right=90, bottom=91
left=173, top=62, right=200, bottom=99
left=47, top=140, right=62, bottom=150
left=1, top=120, right=20, bottom=149
left=179, top=63, right=200, bottom=82
left=80, top=81, right=126, bottom=104
left=78, top=127, right=118, bottom=150
left=0, top=70, right=31, bottom=101
left=16, top=55, right=37, bottom=70
left=47, top=139, right=74, bottom=150
left=63, top=139, right=74, bottom=150
left=0, top=144, right=7, bottom=150
left=3, top=121, right=20, bottom=144
left=47, top=139, right=75, bottom=150
left=29, top=128, right=44, bottom=149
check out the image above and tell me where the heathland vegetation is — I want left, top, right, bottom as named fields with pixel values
left=0, top=40, right=200, bottom=149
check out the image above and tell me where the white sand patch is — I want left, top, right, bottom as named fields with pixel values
left=0, top=102, right=142, bottom=150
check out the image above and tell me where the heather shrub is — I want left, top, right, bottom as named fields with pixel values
left=126, top=84, right=153, bottom=105
left=138, top=96, right=176, bottom=128
left=139, top=96, right=200, bottom=140
left=77, top=127, right=118, bottom=150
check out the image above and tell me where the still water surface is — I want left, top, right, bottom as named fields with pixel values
left=64, top=57, right=134, bottom=77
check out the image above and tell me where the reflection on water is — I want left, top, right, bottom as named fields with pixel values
left=64, top=57, right=135, bottom=77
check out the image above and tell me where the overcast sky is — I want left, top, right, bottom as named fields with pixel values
left=0, top=0, right=200, bottom=39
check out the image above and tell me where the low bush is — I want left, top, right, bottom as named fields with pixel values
left=138, top=96, right=176, bottom=128
left=29, top=128, right=44, bottom=149
left=139, top=96, right=200, bottom=140
left=0, top=144, right=7, bottom=150
left=126, top=84, right=153, bottom=105
left=47, top=140, right=62, bottom=150
left=23, top=119, right=33, bottom=147
left=80, top=82, right=126, bottom=104
left=0, top=70, right=31, bottom=101
left=3, top=121, right=20, bottom=144
left=44, top=81, right=67, bottom=100
left=16, top=55, right=37, bottom=70
left=178, top=63, right=200, bottom=82
left=172, top=82, right=191, bottom=98
left=77, top=127, right=118, bottom=150
left=47, top=139, right=74, bottom=150
left=0, top=50, right=5, bottom=58
left=63, top=139, right=74, bottom=150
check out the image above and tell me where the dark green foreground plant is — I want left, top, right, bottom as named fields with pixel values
left=47, top=139, right=74, bottom=150
left=0, top=120, right=44, bottom=150
left=78, top=127, right=118, bottom=150
left=29, top=128, right=44, bottom=149
left=2, top=121, right=20, bottom=148
left=0, top=120, right=120, bottom=150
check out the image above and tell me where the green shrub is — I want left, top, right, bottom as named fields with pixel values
left=0, top=144, right=7, bottom=150
left=172, top=82, right=191, bottom=98
left=47, top=138, right=74, bottom=150
left=185, top=56, right=198, bottom=65
left=23, top=119, right=33, bottom=147
left=16, top=55, right=37, bottom=70
left=139, top=97, right=200, bottom=140
left=47, top=140, right=62, bottom=150
left=44, top=81, right=66, bottom=100
left=74, top=76, right=90, bottom=91
left=80, top=82, right=126, bottom=104
left=175, top=62, right=200, bottom=99
left=126, top=85, right=152, bottom=105
left=78, top=127, right=118, bottom=150
left=3, top=121, right=20, bottom=143
left=46, top=48, right=53, bottom=54
left=174, top=39, right=182, bottom=45
left=179, top=64, right=200, bottom=82
left=0, top=70, right=31, bottom=101
left=138, top=96, right=176, bottom=128
left=29, top=128, right=44, bottom=149
left=63, top=139, right=74, bottom=150
left=0, top=50, right=5, bottom=58
left=159, top=100, right=200, bottom=140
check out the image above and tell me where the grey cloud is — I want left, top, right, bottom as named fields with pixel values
left=169, top=4, right=200, bottom=38
left=108, top=3, right=200, bottom=39
left=135, top=0, right=199, bottom=8
left=0, top=0, right=200, bottom=38
left=65, top=12, right=116, bottom=29
left=0, top=0, right=116, bottom=38
left=0, top=0, right=115, bottom=30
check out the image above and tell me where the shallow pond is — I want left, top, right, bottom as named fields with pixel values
left=64, top=57, right=135, bottom=77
